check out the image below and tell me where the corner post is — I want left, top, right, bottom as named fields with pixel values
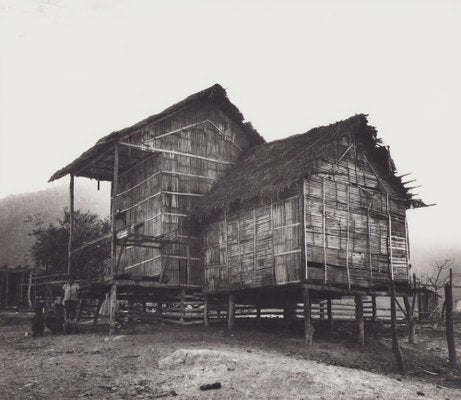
left=67, top=174, right=75, bottom=276
left=327, top=298, right=333, bottom=330
left=302, top=284, right=314, bottom=346
left=203, top=294, right=209, bottom=328
left=445, top=269, right=457, bottom=368
left=109, top=284, right=117, bottom=335
left=228, top=293, right=235, bottom=331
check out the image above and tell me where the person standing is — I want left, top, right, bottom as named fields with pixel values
left=62, top=277, right=80, bottom=333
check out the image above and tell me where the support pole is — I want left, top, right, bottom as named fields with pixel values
left=203, top=294, right=209, bottom=328
left=111, top=144, right=119, bottom=275
left=180, top=289, right=186, bottom=325
left=27, top=272, right=33, bottom=309
left=5, top=270, right=8, bottom=308
left=355, top=295, right=364, bottom=345
left=109, top=284, right=117, bottom=335
left=302, top=285, right=314, bottom=346
left=371, top=294, right=377, bottom=323
left=67, top=174, right=75, bottom=276
left=256, top=305, right=261, bottom=323
left=403, top=296, right=416, bottom=344
left=327, top=298, right=333, bottom=330
left=228, top=293, right=235, bottom=331
left=445, top=269, right=457, bottom=368
left=93, top=299, right=103, bottom=325
left=390, top=280, right=405, bottom=374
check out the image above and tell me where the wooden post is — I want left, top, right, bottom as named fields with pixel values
left=0, top=271, right=4, bottom=308
left=93, top=299, right=103, bottom=325
left=228, top=293, right=235, bottom=331
left=111, top=144, right=119, bottom=275
left=322, top=178, right=327, bottom=284
left=445, top=269, right=457, bottom=368
left=371, top=294, right=377, bottom=322
left=180, top=289, right=186, bottom=324
left=319, top=301, right=325, bottom=319
left=5, top=270, right=8, bottom=308
left=302, top=285, right=314, bottom=346
left=109, top=284, right=117, bottom=335
left=67, top=174, right=75, bottom=276
left=19, top=272, right=24, bottom=307
left=327, top=298, right=333, bottom=330
left=203, top=294, right=209, bottom=328
left=355, top=295, right=365, bottom=345
left=27, top=272, right=33, bottom=309
left=390, top=280, right=405, bottom=374
left=345, top=185, right=351, bottom=288
left=403, top=296, right=416, bottom=344
left=256, top=305, right=261, bottom=323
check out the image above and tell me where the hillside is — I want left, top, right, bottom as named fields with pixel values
left=0, top=181, right=109, bottom=267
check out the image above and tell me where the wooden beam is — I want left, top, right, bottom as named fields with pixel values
left=346, top=185, right=351, bottom=288
left=67, top=174, right=74, bottom=276
left=403, top=296, right=416, bottom=344
left=228, top=293, right=236, bottom=331
left=109, top=284, right=117, bottom=335
left=355, top=295, right=365, bottom=345
left=302, top=284, right=314, bottom=346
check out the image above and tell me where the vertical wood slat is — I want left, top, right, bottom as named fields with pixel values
left=111, top=144, right=119, bottom=275
left=386, top=194, right=394, bottom=281
left=302, top=181, right=308, bottom=281
left=270, top=199, right=276, bottom=285
left=67, top=174, right=75, bottom=276
left=346, top=185, right=351, bottom=288
left=225, top=207, right=229, bottom=290
left=405, top=216, right=411, bottom=283
left=366, top=207, right=373, bottom=285
left=322, top=178, right=327, bottom=284
left=253, top=208, right=257, bottom=285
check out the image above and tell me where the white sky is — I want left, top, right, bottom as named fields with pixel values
left=1, top=0, right=460, bottom=254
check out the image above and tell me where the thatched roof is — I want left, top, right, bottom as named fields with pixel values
left=195, top=114, right=423, bottom=219
left=49, top=84, right=264, bottom=182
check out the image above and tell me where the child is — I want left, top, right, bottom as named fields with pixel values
left=31, top=306, right=45, bottom=337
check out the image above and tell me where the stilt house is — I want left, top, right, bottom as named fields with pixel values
left=49, top=84, right=426, bottom=335
left=49, top=84, right=264, bottom=289
left=196, top=114, right=422, bottom=296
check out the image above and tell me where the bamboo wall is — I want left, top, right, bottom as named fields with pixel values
left=113, top=101, right=254, bottom=286
left=202, top=134, right=410, bottom=293
left=202, top=189, right=302, bottom=292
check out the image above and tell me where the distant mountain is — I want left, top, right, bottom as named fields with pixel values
left=0, top=181, right=110, bottom=267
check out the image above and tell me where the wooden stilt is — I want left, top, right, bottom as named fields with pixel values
left=109, top=284, right=117, bottom=335
left=403, top=296, right=416, bottom=344
left=355, top=295, right=364, bottom=345
left=445, top=269, right=457, bottom=368
left=327, top=298, right=333, bottom=330
left=19, top=272, right=24, bottom=308
left=302, top=285, right=314, bottom=346
left=371, top=294, right=377, bottom=322
left=228, top=293, right=235, bottom=331
left=5, top=271, right=8, bottom=308
left=76, top=298, right=84, bottom=323
left=256, top=305, right=261, bottom=323
left=93, top=299, right=103, bottom=325
left=203, top=294, right=209, bottom=327
left=319, top=301, right=325, bottom=319
left=390, top=281, right=405, bottom=374
left=67, top=174, right=74, bottom=276
left=180, top=289, right=186, bottom=324
left=0, top=272, right=4, bottom=308
left=27, top=272, right=33, bottom=309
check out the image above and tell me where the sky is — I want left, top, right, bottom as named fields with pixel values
left=0, top=0, right=460, bottom=266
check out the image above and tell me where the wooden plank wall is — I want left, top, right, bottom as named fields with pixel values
left=304, top=134, right=409, bottom=287
left=113, top=102, right=254, bottom=286
left=202, top=192, right=303, bottom=292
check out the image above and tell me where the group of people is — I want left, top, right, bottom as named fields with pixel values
left=31, top=277, right=80, bottom=337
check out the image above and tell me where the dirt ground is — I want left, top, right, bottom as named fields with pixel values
left=1, top=311, right=461, bottom=400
